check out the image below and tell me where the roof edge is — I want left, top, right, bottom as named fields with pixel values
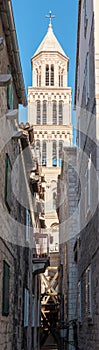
left=0, top=0, right=27, bottom=106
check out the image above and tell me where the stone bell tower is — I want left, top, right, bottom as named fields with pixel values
left=28, top=11, right=72, bottom=231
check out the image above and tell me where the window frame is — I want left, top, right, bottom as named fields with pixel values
left=85, top=155, right=91, bottom=216
left=46, top=64, right=49, bottom=86
left=51, top=64, right=54, bottom=86
left=52, top=141, right=57, bottom=166
left=36, top=100, right=41, bottom=125
left=59, top=101, right=63, bottom=125
left=53, top=101, right=57, bottom=125
left=42, top=141, right=47, bottom=166
left=2, top=261, right=10, bottom=316
left=42, top=100, right=47, bottom=124
left=5, top=153, right=12, bottom=213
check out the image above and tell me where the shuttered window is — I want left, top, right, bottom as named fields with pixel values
left=2, top=261, right=10, bottom=316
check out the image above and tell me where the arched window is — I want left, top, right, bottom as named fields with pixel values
left=59, top=68, right=64, bottom=87
left=59, top=101, right=63, bottom=125
left=36, top=69, right=38, bottom=87
left=59, top=68, right=61, bottom=87
left=36, top=68, right=41, bottom=87
left=36, top=140, right=40, bottom=150
left=39, top=66, right=41, bottom=87
left=37, top=101, right=41, bottom=124
left=46, top=65, right=49, bottom=86
left=61, top=69, right=63, bottom=87
left=42, top=101, right=47, bottom=124
left=59, top=141, right=63, bottom=167
left=51, top=64, right=54, bottom=86
left=52, top=141, right=57, bottom=166
left=53, top=101, right=57, bottom=124
left=42, top=141, right=47, bottom=166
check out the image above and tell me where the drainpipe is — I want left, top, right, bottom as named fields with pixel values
left=3, top=0, right=27, bottom=106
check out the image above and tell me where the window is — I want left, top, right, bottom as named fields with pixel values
left=42, top=141, right=47, bottom=166
left=5, top=154, right=12, bottom=212
left=85, top=52, right=89, bottom=104
left=46, top=65, right=49, bottom=86
left=53, top=191, right=57, bottom=210
left=36, top=67, right=41, bottom=87
left=86, top=265, right=92, bottom=318
left=59, top=141, right=63, bottom=167
left=26, top=209, right=30, bottom=242
left=2, top=261, right=10, bottom=316
left=7, top=65, right=13, bottom=109
left=53, top=101, right=57, bottom=124
left=84, top=0, right=88, bottom=37
left=78, top=280, right=82, bottom=321
left=37, top=101, right=41, bottom=124
left=59, top=68, right=63, bottom=87
left=39, top=66, right=41, bottom=87
left=36, top=69, right=39, bottom=87
left=42, top=101, right=47, bottom=124
left=52, top=141, right=57, bottom=166
left=85, top=154, right=91, bottom=215
left=59, top=101, right=63, bottom=125
left=24, top=288, right=29, bottom=327
left=61, top=69, right=63, bottom=87
left=51, top=64, right=54, bottom=86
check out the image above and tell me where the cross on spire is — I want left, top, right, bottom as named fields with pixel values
left=45, top=10, right=55, bottom=26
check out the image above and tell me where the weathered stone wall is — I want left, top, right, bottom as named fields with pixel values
left=58, top=147, right=78, bottom=350
left=0, top=14, right=33, bottom=350
left=75, top=1, right=99, bottom=349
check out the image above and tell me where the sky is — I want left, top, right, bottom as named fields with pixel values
left=12, top=0, right=78, bottom=143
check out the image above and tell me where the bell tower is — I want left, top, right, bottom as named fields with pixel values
left=28, top=12, right=72, bottom=229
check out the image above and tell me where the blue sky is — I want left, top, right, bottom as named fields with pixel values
left=12, top=0, right=78, bottom=143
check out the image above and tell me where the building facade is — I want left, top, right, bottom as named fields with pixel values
left=75, top=1, right=99, bottom=349
left=57, top=147, right=78, bottom=350
left=0, top=1, right=35, bottom=349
